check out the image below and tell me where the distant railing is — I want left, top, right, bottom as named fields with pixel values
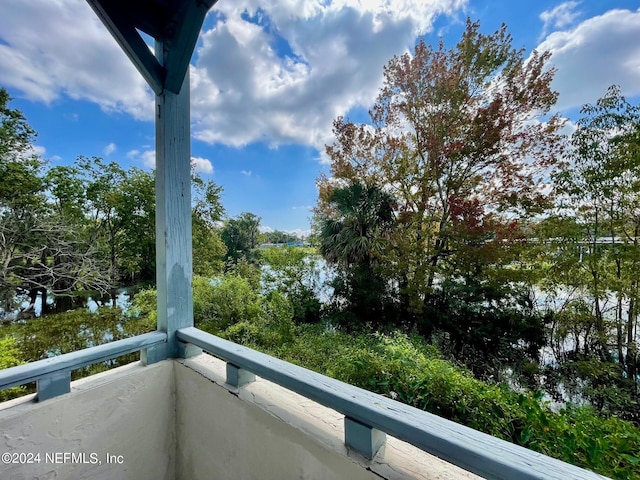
left=176, top=326, right=608, bottom=480
left=0, top=331, right=167, bottom=401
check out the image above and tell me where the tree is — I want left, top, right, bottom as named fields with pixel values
left=44, top=161, right=115, bottom=311
left=318, top=19, right=564, bottom=317
left=260, top=230, right=301, bottom=245
left=221, top=212, right=261, bottom=264
left=261, top=245, right=323, bottom=324
left=113, top=167, right=156, bottom=282
left=0, top=91, right=45, bottom=312
left=316, top=181, right=396, bottom=327
left=0, top=88, right=228, bottom=316
left=192, top=173, right=226, bottom=277
left=0, top=91, right=69, bottom=312
left=0, top=92, right=113, bottom=315
left=551, top=85, right=640, bottom=399
left=79, top=156, right=127, bottom=289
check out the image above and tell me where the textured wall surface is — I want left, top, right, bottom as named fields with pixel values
left=177, top=354, right=480, bottom=480
left=0, top=361, right=175, bottom=480
left=0, top=355, right=480, bottom=480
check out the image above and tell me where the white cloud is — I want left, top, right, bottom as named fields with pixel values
left=191, top=156, right=214, bottom=174
left=31, top=145, right=46, bottom=157
left=539, top=1, right=581, bottom=38
left=259, top=225, right=311, bottom=238
left=0, top=0, right=153, bottom=119
left=127, top=149, right=156, bottom=168
left=191, top=0, right=467, bottom=152
left=104, top=143, right=117, bottom=156
left=0, top=0, right=470, bottom=154
left=285, top=228, right=312, bottom=239
left=19, top=144, right=46, bottom=160
left=127, top=150, right=213, bottom=173
left=292, top=205, right=313, bottom=211
left=538, top=8, right=640, bottom=112
left=240, top=170, right=252, bottom=176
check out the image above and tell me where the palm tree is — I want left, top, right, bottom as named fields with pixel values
left=317, top=182, right=396, bottom=327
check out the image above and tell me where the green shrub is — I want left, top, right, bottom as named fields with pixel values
left=195, top=274, right=262, bottom=333
left=223, top=291, right=295, bottom=349
left=238, top=326, right=640, bottom=479
left=0, top=335, right=26, bottom=401
left=127, top=288, right=157, bottom=330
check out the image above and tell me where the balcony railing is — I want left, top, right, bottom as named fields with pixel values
left=0, top=327, right=608, bottom=480
left=0, top=331, right=167, bottom=401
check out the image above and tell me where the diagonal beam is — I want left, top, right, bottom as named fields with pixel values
left=160, top=0, right=217, bottom=94
left=86, top=0, right=165, bottom=95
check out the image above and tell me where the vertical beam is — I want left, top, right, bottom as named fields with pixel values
left=226, top=363, right=256, bottom=387
left=37, top=371, right=71, bottom=402
left=155, top=40, right=193, bottom=358
left=344, top=417, right=386, bottom=460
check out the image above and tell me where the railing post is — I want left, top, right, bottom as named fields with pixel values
left=344, top=416, right=386, bottom=460
left=226, top=363, right=256, bottom=387
left=37, top=371, right=71, bottom=402
left=155, top=39, right=193, bottom=359
left=178, top=342, right=202, bottom=360
left=140, top=344, right=169, bottom=365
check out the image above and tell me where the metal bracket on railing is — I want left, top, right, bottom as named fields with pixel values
left=37, top=371, right=71, bottom=402
left=344, top=416, right=386, bottom=460
left=226, top=363, right=255, bottom=387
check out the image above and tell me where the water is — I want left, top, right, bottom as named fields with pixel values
left=3, top=289, right=134, bottom=320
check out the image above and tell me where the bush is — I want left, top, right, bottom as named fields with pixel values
left=239, top=325, right=640, bottom=479
left=223, top=291, right=295, bottom=349
left=0, top=335, right=25, bottom=401
left=195, top=274, right=262, bottom=332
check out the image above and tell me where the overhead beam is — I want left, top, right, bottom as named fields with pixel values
left=160, top=1, right=214, bottom=93
left=86, top=0, right=165, bottom=95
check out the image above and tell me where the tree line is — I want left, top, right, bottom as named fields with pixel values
left=0, top=88, right=306, bottom=318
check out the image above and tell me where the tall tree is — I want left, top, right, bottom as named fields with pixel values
left=0, top=89, right=44, bottom=313
left=0, top=91, right=111, bottom=315
left=552, top=85, right=640, bottom=376
left=318, top=19, right=564, bottom=315
left=221, top=212, right=261, bottom=264
left=317, top=181, right=396, bottom=327
left=192, top=173, right=226, bottom=277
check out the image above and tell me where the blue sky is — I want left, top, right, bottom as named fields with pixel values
left=1, top=0, right=639, bottom=235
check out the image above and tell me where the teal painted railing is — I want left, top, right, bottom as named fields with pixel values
left=0, top=327, right=608, bottom=480
left=176, top=326, right=608, bottom=480
left=0, top=331, right=167, bottom=401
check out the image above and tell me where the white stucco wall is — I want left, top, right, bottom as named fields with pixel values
left=176, top=354, right=481, bottom=480
left=0, top=354, right=481, bottom=480
left=0, top=361, right=175, bottom=480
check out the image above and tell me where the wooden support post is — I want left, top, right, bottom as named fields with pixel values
left=140, top=343, right=168, bottom=365
left=177, top=342, right=202, bottom=359
left=155, top=39, right=193, bottom=359
left=37, top=371, right=71, bottom=402
left=226, top=363, right=256, bottom=387
left=344, top=416, right=386, bottom=460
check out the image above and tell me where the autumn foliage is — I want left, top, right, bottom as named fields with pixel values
left=317, top=19, right=564, bottom=319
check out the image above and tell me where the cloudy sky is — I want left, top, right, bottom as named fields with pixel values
left=0, top=0, right=639, bottom=234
